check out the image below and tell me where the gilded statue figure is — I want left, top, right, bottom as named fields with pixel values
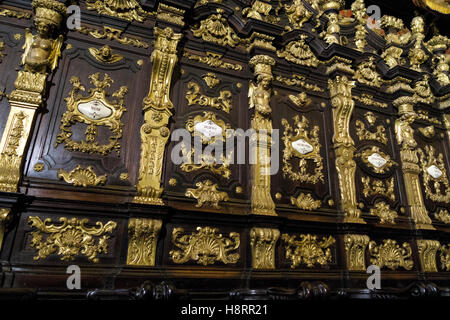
left=395, top=112, right=417, bottom=149
left=249, top=74, right=273, bottom=116
left=22, top=12, right=63, bottom=74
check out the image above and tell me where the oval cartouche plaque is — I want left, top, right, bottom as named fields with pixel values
left=194, top=120, right=223, bottom=139
left=78, top=100, right=112, bottom=120
left=292, top=139, right=314, bottom=155
left=427, top=165, right=443, bottom=179
left=368, top=153, right=387, bottom=168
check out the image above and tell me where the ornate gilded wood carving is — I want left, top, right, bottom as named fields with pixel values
left=357, top=147, right=397, bottom=174
left=127, top=218, right=162, bottom=267
left=394, top=97, right=434, bottom=230
left=0, top=8, right=32, bottom=19
left=250, top=228, right=280, bottom=269
left=185, top=180, right=229, bottom=209
left=170, top=227, right=240, bottom=266
left=242, top=0, right=279, bottom=24
left=284, top=0, right=314, bottom=30
left=282, top=234, right=335, bottom=269
left=361, top=176, right=395, bottom=201
left=329, top=76, right=363, bottom=224
left=88, top=45, right=124, bottom=64
left=58, top=165, right=107, bottom=187
left=185, top=81, right=232, bottom=113
left=276, top=74, right=323, bottom=92
left=202, top=73, right=220, bottom=88
left=369, top=240, right=413, bottom=270
left=440, top=245, right=450, bottom=271
left=249, top=55, right=276, bottom=216
left=0, top=41, right=4, bottom=62
left=79, top=26, right=149, bottom=48
left=435, top=209, right=450, bottom=224
left=28, top=216, right=117, bottom=262
left=282, top=115, right=324, bottom=185
left=277, top=35, right=319, bottom=67
left=344, top=234, right=369, bottom=271
left=290, top=193, right=321, bottom=211
left=353, top=94, right=388, bottom=109
left=355, top=112, right=387, bottom=144
left=354, top=57, right=382, bottom=88
left=408, top=17, right=427, bottom=72
left=191, top=9, right=241, bottom=47
left=86, top=0, right=152, bottom=22
left=370, top=201, right=398, bottom=225
left=417, top=240, right=440, bottom=272
left=55, top=73, right=128, bottom=155
left=156, top=3, right=185, bottom=26
left=0, top=209, right=11, bottom=251
left=134, top=27, right=182, bottom=205
left=183, top=51, right=243, bottom=71
left=382, top=47, right=405, bottom=69
left=417, top=146, right=450, bottom=203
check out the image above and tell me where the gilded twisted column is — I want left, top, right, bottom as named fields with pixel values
left=394, top=97, right=434, bottom=230
left=134, top=27, right=182, bottom=205
left=328, top=76, right=364, bottom=224
left=0, top=0, right=66, bottom=192
left=249, top=55, right=276, bottom=216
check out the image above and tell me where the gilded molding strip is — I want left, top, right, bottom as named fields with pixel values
left=0, top=8, right=32, bottom=19
left=394, top=97, right=434, bottom=230
left=133, top=27, right=182, bottom=206
left=417, top=240, right=440, bottom=272
left=369, top=239, right=413, bottom=270
left=156, top=3, right=185, bottom=26
left=329, top=76, right=364, bottom=224
left=353, top=94, right=388, bottom=109
left=282, top=234, right=335, bottom=269
left=127, top=218, right=162, bottom=266
left=183, top=51, right=243, bottom=71
left=86, top=0, right=153, bottom=22
left=0, top=209, right=11, bottom=251
left=28, top=216, right=117, bottom=262
left=276, top=74, right=324, bottom=92
left=0, top=0, right=66, bottom=193
left=249, top=55, right=276, bottom=216
left=78, top=26, right=149, bottom=49
left=169, top=227, right=240, bottom=266
left=250, top=228, right=280, bottom=269
left=185, top=180, right=229, bottom=209
left=344, top=234, right=369, bottom=271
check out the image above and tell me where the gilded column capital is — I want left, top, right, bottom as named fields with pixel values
left=127, top=218, right=162, bottom=266
left=417, top=240, right=440, bottom=272
left=250, top=228, right=280, bottom=269
left=344, top=234, right=370, bottom=271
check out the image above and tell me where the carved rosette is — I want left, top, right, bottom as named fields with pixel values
left=28, top=216, right=117, bottom=262
left=369, top=240, right=414, bottom=270
left=134, top=27, right=182, bottom=205
left=328, top=76, right=363, bottom=224
left=249, top=55, right=277, bottom=216
left=127, top=218, right=162, bottom=266
left=417, top=240, right=440, bottom=272
left=282, top=234, right=335, bottom=269
left=169, top=227, right=240, bottom=266
left=250, top=228, right=280, bottom=269
left=344, top=234, right=370, bottom=271
left=394, top=97, right=434, bottom=230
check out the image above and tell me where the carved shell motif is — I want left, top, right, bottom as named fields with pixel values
left=58, top=165, right=107, bottom=187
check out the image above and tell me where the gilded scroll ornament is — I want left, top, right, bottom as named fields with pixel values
left=58, top=165, right=107, bottom=187
left=353, top=94, right=388, bottom=109
left=354, top=57, right=382, bottom=88
left=344, top=234, right=370, bottom=271
left=417, top=240, right=440, bottom=272
left=355, top=120, right=388, bottom=145
left=79, top=26, right=149, bottom=48
left=55, top=73, right=128, bottom=155
left=276, top=74, right=323, bottom=92
left=86, top=0, right=151, bottom=22
left=183, top=51, right=243, bottom=71
left=369, top=240, right=413, bottom=270
left=88, top=45, right=124, bottom=64
left=0, top=209, right=11, bottom=251
left=185, top=180, right=229, bottom=209
left=290, top=193, right=321, bottom=211
left=381, top=46, right=405, bottom=69
left=417, top=146, right=450, bottom=203
left=362, top=176, right=395, bottom=201
left=191, top=9, right=240, bottom=47
left=440, top=245, right=450, bottom=271
left=370, top=201, right=398, bottom=224
left=0, top=8, right=32, bottom=19
left=277, top=35, right=319, bottom=67
left=282, top=116, right=324, bottom=185
left=288, top=92, right=311, bottom=107
left=242, top=0, right=279, bottom=24
left=127, top=218, right=162, bottom=267
left=134, top=27, right=182, bottom=206
left=417, top=110, right=441, bottom=125
left=284, top=0, right=314, bottom=30
left=28, top=216, right=117, bottom=262
left=282, top=234, right=335, bottom=269
left=357, top=147, right=397, bottom=174
left=418, top=126, right=435, bottom=138
left=170, top=227, right=240, bottom=266
left=249, top=55, right=276, bottom=216
left=202, top=73, right=220, bottom=88
left=329, top=76, right=363, bottom=224
left=413, top=75, right=435, bottom=104
left=435, top=209, right=450, bottom=224
left=250, top=228, right=280, bottom=269
left=185, top=81, right=232, bottom=113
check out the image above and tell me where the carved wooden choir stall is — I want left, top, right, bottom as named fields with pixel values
left=0, top=0, right=449, bottom=300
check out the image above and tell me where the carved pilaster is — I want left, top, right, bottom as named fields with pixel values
left=134, top=27, right=182, bottom=205
left=250, top=228, right=280, bottom=269
left=394, top=97, right=434, bottom=230
left=417, top=240, right=440, bottom=272
left=328, top=76, right=364, bottom=224
left=344, top=234, right=369, bottom=271
left=249, top=55, right=276, bottom=216
left=0, top=209, right=11, bottom=251
left=127, top=218, right=162, bottom=266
